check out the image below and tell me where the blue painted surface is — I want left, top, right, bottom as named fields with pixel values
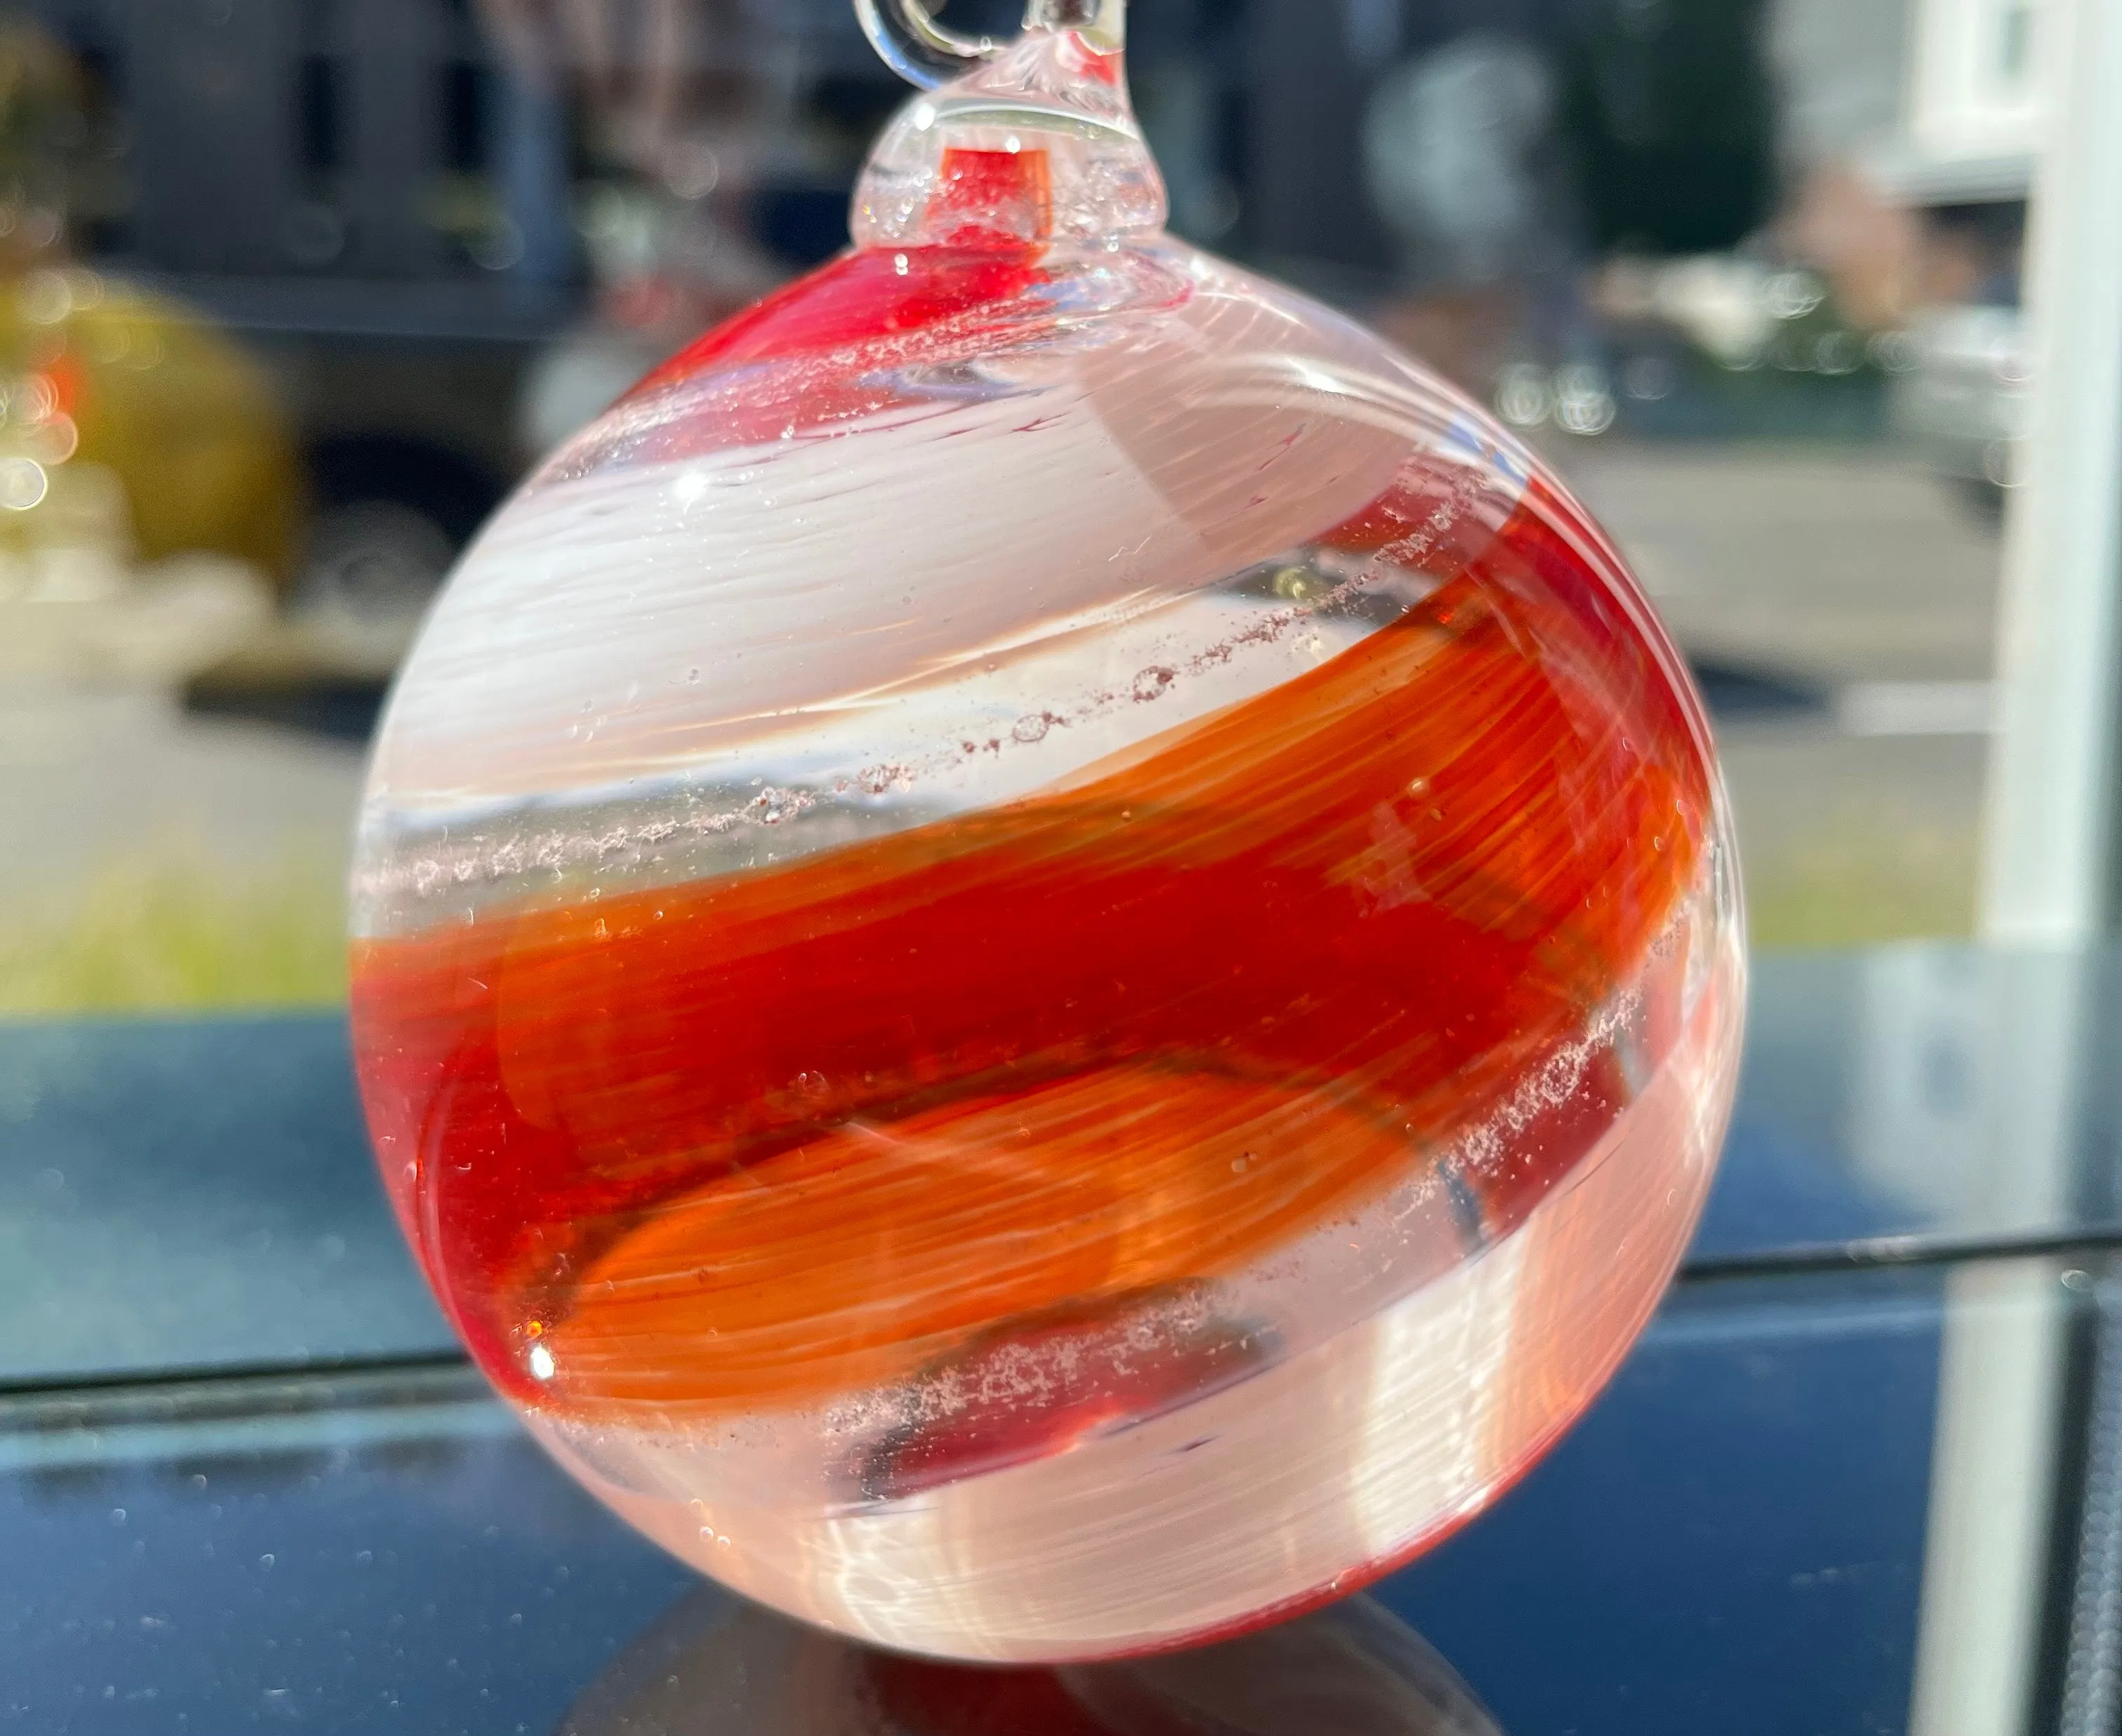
left=0, top=1399, right=694, bottom=1732
left=1375, top=1272, right=1944, bottom=1736
left=0, top=1015, right=451, bottom=1384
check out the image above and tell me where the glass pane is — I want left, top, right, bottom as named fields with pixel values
left=6, top=1256, right=2109, bottom=1729
left=0, top=1, right=2092, bottom=1715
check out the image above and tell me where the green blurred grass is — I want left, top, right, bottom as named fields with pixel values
left=0, top=844, right=347, bottom=1017
left=1744, top=820, right=1980, bottom=950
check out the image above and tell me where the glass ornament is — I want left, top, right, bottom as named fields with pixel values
left=351, top=0, right=1744, bottom=1665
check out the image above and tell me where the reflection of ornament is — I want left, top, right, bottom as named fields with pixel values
left=560, top=1588, right=1499, bottom=1736
left=352, top=0, right=1744, bottom=1664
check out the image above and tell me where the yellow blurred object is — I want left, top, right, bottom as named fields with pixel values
left=0, top=15, right=300, bottom=601
left=0, top=268, right=302, bottom=589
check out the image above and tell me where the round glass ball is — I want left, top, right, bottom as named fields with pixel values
left=350, top=26, right=1743, bottom=1665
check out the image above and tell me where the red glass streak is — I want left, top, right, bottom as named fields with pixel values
left=928, top=147, right=1056, bottom=246
left=634, top=244, right=1050, bottom=396
left=632, top=147, right=1057, bottom=399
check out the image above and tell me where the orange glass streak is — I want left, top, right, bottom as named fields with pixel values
left=351, top=483, right=1711, bottom=1421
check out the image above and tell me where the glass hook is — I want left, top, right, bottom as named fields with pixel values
left=856, top=0, right=1123, bottom=89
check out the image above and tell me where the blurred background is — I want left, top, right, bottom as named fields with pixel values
left=0, top=0, right=2046, bottom=1015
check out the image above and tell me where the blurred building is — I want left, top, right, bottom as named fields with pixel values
left=11, top=0, right=565, bottom=619
left=1890, top=0, right=2044, bottom=204
left=2, top=0, right=2042, bottom=524
left=1775, top=0, right=2043, bottom=327
left=1766, top=0, right=2044, bottom=488
left=6, top=0, right=913, bottom=625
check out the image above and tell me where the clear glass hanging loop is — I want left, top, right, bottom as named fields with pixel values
left=853, top=0, right=997, bottom=89
left=855, top=0, right=1120, bottom=90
